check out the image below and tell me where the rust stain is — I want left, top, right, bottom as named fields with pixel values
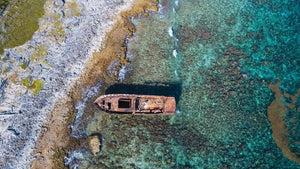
left=95, top=94, right=176, bottom=115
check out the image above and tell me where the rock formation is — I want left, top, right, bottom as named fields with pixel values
left=88, top=135, right=101, bottom=156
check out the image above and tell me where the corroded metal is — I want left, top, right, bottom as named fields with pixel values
left=94, top=94, right=176, bottom=115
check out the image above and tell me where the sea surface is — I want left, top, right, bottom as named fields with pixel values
left=67, top=0, right=300, bottom=168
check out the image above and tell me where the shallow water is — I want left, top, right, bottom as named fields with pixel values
left=68, top=0, right=300, bottom=168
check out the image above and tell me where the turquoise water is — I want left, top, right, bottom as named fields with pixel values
left=67, top=0, right=300, bottom=168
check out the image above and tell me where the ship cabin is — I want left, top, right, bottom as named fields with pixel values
left=94, top=94, right=175, bottom=115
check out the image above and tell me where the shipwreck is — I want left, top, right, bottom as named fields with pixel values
left=94, top=94, right=176, bottom=115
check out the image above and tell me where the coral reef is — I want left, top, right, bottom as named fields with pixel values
left=72, top=0, right=300, bottom=168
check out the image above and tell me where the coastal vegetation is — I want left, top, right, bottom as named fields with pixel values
left=31, top=44, right=48, bottom=62
left=0, top=0, right=9, bottom=11
left=50, top=13, right=66, bottom=42
left=2, top=66, right=8, bottom=74
left=63, top=1, right=81, bottom=17
left=0, top=0, right=46, bottom=54
left=20, top=62, right=28, bottom=70
left=1, top=57, right=9, bottom=62
left=21, top=78, right=44, bottom=95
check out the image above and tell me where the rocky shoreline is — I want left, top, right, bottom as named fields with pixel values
left=0, top=0, right=137, bottom=168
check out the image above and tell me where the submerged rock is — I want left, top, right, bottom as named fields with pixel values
left=88, top=135, right=101, bottom=156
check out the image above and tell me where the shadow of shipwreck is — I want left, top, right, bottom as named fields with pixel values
left=105, top=81, right=182, bottom=104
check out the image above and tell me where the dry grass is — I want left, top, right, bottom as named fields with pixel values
left=63, top=1, right=81, bottom=17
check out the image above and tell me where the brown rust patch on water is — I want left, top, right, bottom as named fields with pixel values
left=31, top=1, right=159, bottom=169
left=268, top=82, right=300, bottom=164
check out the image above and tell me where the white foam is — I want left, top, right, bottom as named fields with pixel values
left=118, top=65, right=127, bottom=82
left=174, top=70, right=178, bottom=76
left=158, top=1, right=163, bottom=14
left=64, top=150, right=85, bottom=168
left=71, top=83, right=102, bottom=139
left=173, top=7, right=176, bottom=13
left=175, top=0, right=179, bottom=6
left=176, top=110, right=181, bottom=114
left=168, top=26, right=173, bottom=37
left=172, top=49, right=177, bottom=58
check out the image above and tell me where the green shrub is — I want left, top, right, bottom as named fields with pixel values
left=0, top=0, right=46, bottom=52
left=21, top=61, right=27, bottom=69
left=22, top=77, right=33, bottom=88
left=0, top=0, right=9, bottom=11
left=33, top=79, right=44, bottom=95
left=32, top=44, right=48, bottom=61
left=1, top=57, right=9, bottom=61
left=22, top=77, right=44, bottom=95
left=2, top=66, right=8, bottom=74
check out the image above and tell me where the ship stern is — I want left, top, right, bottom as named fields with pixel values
left=164, top=97, right=176, bottom=115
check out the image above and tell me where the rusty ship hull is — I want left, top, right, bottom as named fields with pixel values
left=94, top=94, right=176, bottom=115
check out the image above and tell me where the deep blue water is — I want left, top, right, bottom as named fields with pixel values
left=68, top=0, right=300, bottom=168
